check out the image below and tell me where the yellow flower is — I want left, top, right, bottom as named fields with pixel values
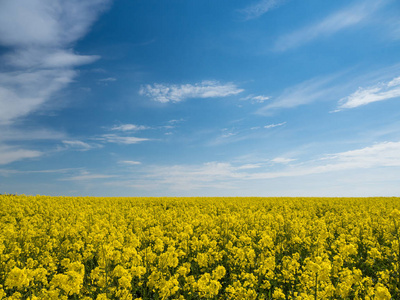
left=375, top=284, right=391, bottom=300
left=212, top=265, right=226, bottom=280
left=96, top=293, right=109, bottom=300
left=390, top=208, right=400, bottom=219
left=5, top=267, right=30, bottom=290
left=272, top=288, right=285, bottom=299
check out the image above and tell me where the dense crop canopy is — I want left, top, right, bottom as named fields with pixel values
left=0, top=195, right=399, bottom=299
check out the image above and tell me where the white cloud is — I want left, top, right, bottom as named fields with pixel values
left=0, top=127, right=66, bottom=142
left=119, top=160, right=142, bottom=165
left=271, top=157, right=295, bottom=164
left=240, top=0, right=287, bottom=20
left=388, top=76, right=400, bottom=87
left=257, top=75, right=339, bottom=114
left=0, top=0, right=110, bottom=124
left=44, top=51, right=100, bottom=68
left=0, top=69, right=76, bottom=124
left=0, top=0, right=110, bottom=47
left=61, top=170, right=116, bottom=181
left=62, top=140, right=95, bottom=151
left=241, top=94, right=270, bottom=103
left=139, top=162, right=241, bottom=190
left=139, top=81, right=244, bottom=103
left=0, top=145, right=42, bottom=165
left=168, top=119, right=185, bottom=124
left=323, top=141, right=400, bottom=169
left=0, top=168, right=81, bottom=176
left=111, top=124, right=149, bottom=131
left=250, top=141, right=400, bottom=179
left=264, top=122, right=286, bottom=129
left=99, top=77, right=117, bottom=82
left=99, top=134, right=150, bottom=144
left=274, top=0, right=386, bottom=51
left=338, top=76, right=400, bottom=109
left=237, top=164, right=262, bottom=170
left=120, top=141, right=400, bottom=192
left=221, top=132, right=237, bottom=138
left=0, top=126, right=66, bottom=164
left=4, top=49, right=99, bottom=69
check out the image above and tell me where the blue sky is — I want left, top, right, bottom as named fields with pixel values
left=1, top=0, right=400, bottom=196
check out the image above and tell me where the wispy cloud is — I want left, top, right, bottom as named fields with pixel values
left=274, top=0, right=387, bottom=51
left=141, top=162, right=241, bottom=190
left=0, top=168, right=81, bottom=176
left=337, top=75, right=400, bottom=110
left=99, top=77, right=117, bottom=82
left=0, top=69, right=77, bottom=124
left=0, top=127, right=66, bottom=142
left=111, top=124, right=150, bottom=131
left=321, top=141, right=400, bottom=168
left=237, top=164, right=262, bottom=170
left=0, top=0, right=110, bottom=47
left=251, top=141, right=400, bottom=179
left=128, top=141, right=400, bottom=191
left=0, top=126, right=64, bottom=165
left=62, top=140, right=98, bottom=151
left=60, top=170, right=116, bottom=181
left=3, top=49, right=100, bottom=69
left=168, top=119, right=185, bottom=124
left=0, top=145, right=42, bottom=165
left=0, top=0, right=111, bottom=124
left=264, top=122, right=286, bottom=129
left=139, top=80, right=244, bottom=103
left=271, top=157, right=295, bottom=164
left=241, top=94, right=270, bottom=103
left=222, top=132, right=238, bottom=139
left=257, top=75, right=338, bottom=114
left=119, top=160, right=142, bottom=165
left=99, top=134, right=150, bottom=144
left=239, top=0, right=287, bottom=20
left=98, top=77, right=117, bottom=86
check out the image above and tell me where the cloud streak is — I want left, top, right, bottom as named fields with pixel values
left=0, top=145, right=42, bottom=165
left=120, top=141, right=400, bottom=191
left=239, top=0, right=287, bottom=20
left=337, top=76, right=400, bottom=109
left=241, top=94, right=270, bottom=103
left=139, top=81, right=244, bottom=103
left=274, top=0, right=387, bottom=51
left=119, top=160, right=142, bottom=165
left=111, top=124, right=150, bottom=132
left=99, top=134, right=150, bottom=145
left=257, top=74, right=339, bottom=114
left=264, top=122, right=286, bottom=129
left=60, top=170, right=116, bottom=181
left=62, top=140, right=99, bottom=151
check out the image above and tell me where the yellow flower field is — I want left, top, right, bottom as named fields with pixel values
left=0, top=195, right=399, bottom=299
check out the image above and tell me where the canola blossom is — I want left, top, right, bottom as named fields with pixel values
left=0, top=195, right=399, bottom=299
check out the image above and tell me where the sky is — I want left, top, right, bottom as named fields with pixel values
left=1, top=0, right=400, bottom=197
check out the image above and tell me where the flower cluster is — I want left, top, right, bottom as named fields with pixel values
left=0, top=195, right=399, bottom=299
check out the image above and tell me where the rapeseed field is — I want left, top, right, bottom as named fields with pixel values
left=0, top=195, right=399, bottom=299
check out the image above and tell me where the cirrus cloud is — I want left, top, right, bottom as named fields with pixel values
left=98, top=134, right=150, bottom=145
left=274, top=0, right=387, bottom=51
left=0, top=0, right=111, bottom=125
left=337, top=75, right=400, bottom=109
left=139, top=80, right=244, bottom=103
